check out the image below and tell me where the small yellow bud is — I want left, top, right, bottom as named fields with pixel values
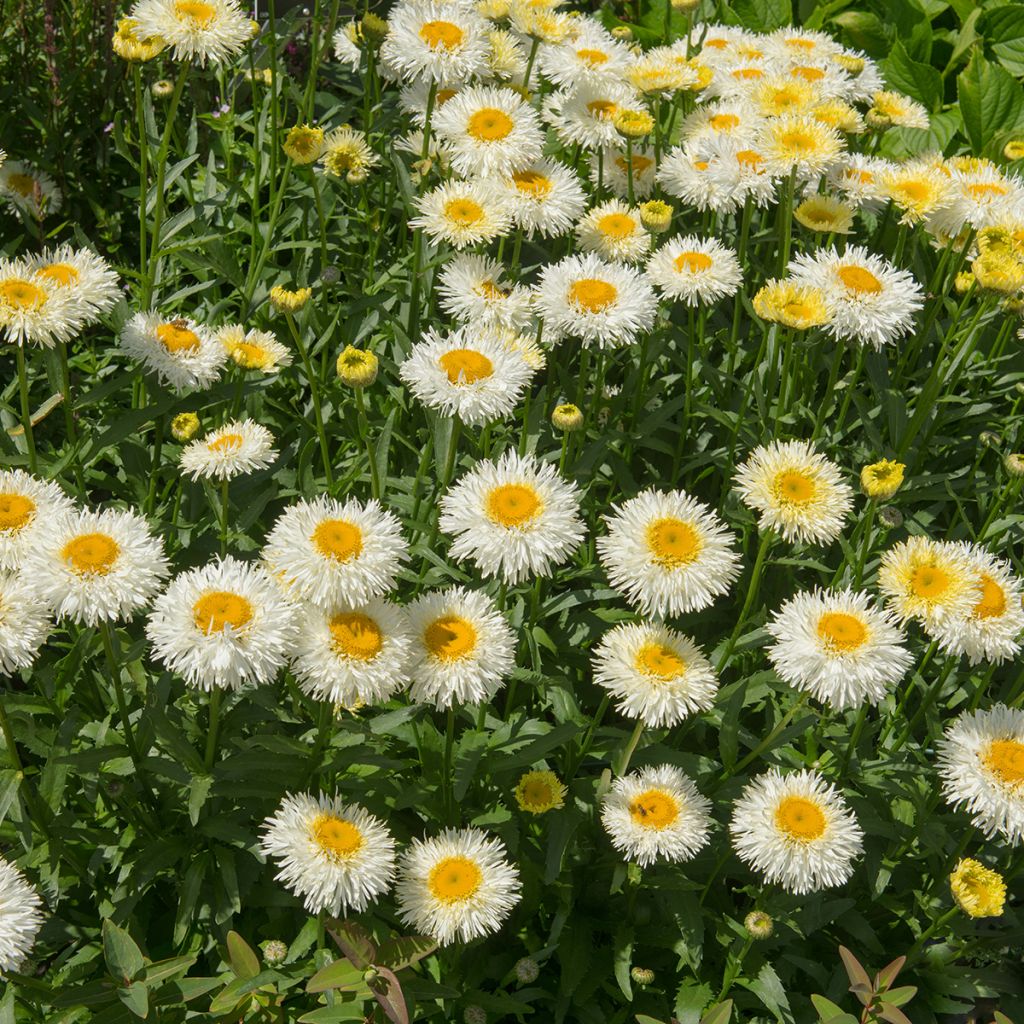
left=670, top=0, right=701, bottom=9
left=950, top=858, right=1006, bottom=919
left=336, top=345, right=379, bottom=387
left=613, top=108, right=655, bottom=139
left=361, top=13, right=389, bottom=41
left=170, top=412, right=200, bottom=442
left=151, top=78, right=175, bottom=99
left=639, top=199, right=672, bottom=233
left=954, top=270, right=975, bottom=294
left=1004, top=140, right=1024, bottom=161
left=860, top=459, right=905, bottom=499
left=269, top=286, right=313, bottom=314
left=248, top=19, right=261, bottom=38
left=1004, top=453, right=1024, bottom=476
left=630, top=967, right=655, bottom=986
left=610, top=25, right=633, bottom=41
left=551, top=403, right=583, bottom=432
left=865, top=108, right=892, bottom=130
left=973, top=253, right=1024, bottom=294
left=113, top=17, right=166, bottom=62
left=744, top=911, right=774, bottom=939
left=834, top=53, right=865, bottom=75
left=282, top=125, right=325, bottom=165
left=346, top=167, right=369, bottom=185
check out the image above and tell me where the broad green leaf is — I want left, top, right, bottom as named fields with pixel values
left=375, top=935, right=437, bottom=972
left=986, top=5, right=1024, bottom=76
left=102, top=920, right=145, bottom=985
left=700, top=1000, right=733, bottom=1024
left=957, top=49, right=1024, bottom=156
left=307, top=959, right=367, bottom=994
left=724, top=0, right=792, bottom=32
left=116, top=981, right=149, bottom=1019
left=881, top=41, right=943, bottom=108
left=226, top=932, right=261, bottom=981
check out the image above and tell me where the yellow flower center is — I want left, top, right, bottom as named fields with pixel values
left=646, top=516, right=702, bottom=567
left=576, top=47, right=608, bottom=65
left=792, top=65, right=825, bottom=82
left=816, top=611, right=868, bottom=653
left=983, top=739, right=1024, bottom=787
left=586, top=99, right=617, bottom=120
left=0, top=278, right=47, bottom=310
left=709, top=113, right=740, bottom=131
left=477, top=279, right=509, bottom=300
left=893, top=179, right=931, bottom=204
left=703, top=37, right=729, bottom=49
left=837, top=265, right=882, bottom=294
left=157, top=321, right=201, bottom=354
left=35, top=262, right=79, bottom=286
left=520, top=777, right=554, bottom=807
left=732, top=67, right=763, bottom=80
left=779, top=129, right=816, bottom=154
left=328, top=611, right=383, bottom=661
left=438, top=348, right=494, bottom=385
left=773, top=470, right=816, bottom=505
left=674, top=250, right=712, bottom=274
left=311, top=519, right=363, bottom=562
left=311, top=813, right=364, bottom=859
left=428, top=855, right=482, bottom=902
left=693, top=160, right=710, bottom=172
left=786, top=37, right=816, bottom=51
left=193, top=590, right=254, bottom=633
left=775, top=795, right=826, bottom=841
left=0, top=493, right=35, bottom=532
left=62, top=532, right=120, bottom=576
left=975, top=574, right=1007, bottom=620
left=596, top=213, right=636, bottom=240
left=486, top=483, right=542, bottom=527
left=175, top=0, right=216, bottom=26
left=207, top=432, right=244, bottom=452
left=424, top=613, right=478, bottom=662
left=444, top=198, right=484, bottom=226
left=615, top=154, right=652, bottom=175
left=967, top=182, right=1009, bottom=200
left=419, top=19, right=464, bottom=49
left=628, top=788, right=680, bottom=829
left=634, top=641, right=686, bottom=678
left=735, top=149, right=763, bottom=170
left=6, top=173, right=36, bottom=197
left=910, top=564, right=950, bottom=600
left=468, top=107, right=514, bottom=142
left=231, top=341, right=272, bottom=369
left=568, top=278, right=617, bottom=312
left=512, top=170, right=552, bottom=197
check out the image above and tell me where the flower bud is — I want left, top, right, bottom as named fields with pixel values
left=269, top=285, right=312, bottom=314
left=744, top=910, right=774, bottom=939
left=514, top=957, right=540, bottom=984
left=283, top=124, right=325, bottom=165
left=337, top=345, right=379, bottom=388
left=552, top=403, right=583, bottom=432
left=630, top=967, right=655, bottom=986
left=463, top=1006, right=487, bottom=1024
left=361, top=12, right=389, bottom=41
left=1004, top=453, right=1024, bottom=477
left=611, top=25, right=633, bottom=40
left=878, top=505, right=903, bottom=529
left=260, top=939, right=288, bottom=965
left=151, top=78, right=175, bottom=98
left=170, top=412, right=200, bottom=442
left=1005, top=140, right=1024, bottom=161
left=860, top=459, right=905, bottom=499
left=640, top=199, right=672, bottom=233
left=613, top=108, right=655, bottom=139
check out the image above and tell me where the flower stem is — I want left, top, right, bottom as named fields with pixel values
left=16, top=345, right=37, bottom=473
left=285, top=312, right=334, bottom=488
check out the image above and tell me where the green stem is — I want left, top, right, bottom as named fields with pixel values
left=354, top=385, right=381, bottom=499
left=204, top=689, right=222, bottom=772
left=286, top=312, right=334, bottom=487
left=717, top=531, right=774, bottom=671
left=16, top=346, right=37, bottom=473
left=220, top=478, right=230, bottom=555
left=615, top=719, right=645, bottom=776
left=728, top=694, right=809, bottom=778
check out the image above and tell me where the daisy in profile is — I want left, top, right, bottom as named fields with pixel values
left=399, top=326, right=534, bottom=427
left=534, top=252, right=657, bottom=349
left=931, top=546, right=1024, bottom=666
left=730, top=769, right=864, bottom=893
left=0, top=857, right=43, bottom=973
left=543, top=81, right=640, bottom=151
left=0, top=257, right=79, bottom=348
left=592, top=622, right=718, bottom=728
left=379, top=0, right=490, bottom=84
left=432, top=85, right=543, bottom=177
left=788, top=245, right=923, bottom=350
left=395, top=828, right=521, bottom=945
left=439, top=450, right=586, bottom=584
left=752, top=279, right=831, bottom=331
left=938, top=704, right=1024, bottom=844
left=333, top=24, right=362, bottom=71
left=877, top=536, right=980, bottom=632
left=0, top=160, right=62, bottom=219
left=180, top=419, right=277, bottom=481
left=147, top=555, right=298, bottom=691
left=216, top=324, right=292, bottom=373
left=483, top=27, right=526, bottom=81
left=436, top=255, right=534, bottom=332
left=0, top=470, right=74, bottom=571
left=405, top=586, right=515, bottom=707
left=23, top=507, right=168, bottom=626
left=869, top=90, right=929, bottom=129
left=793, top=195, right=855, bottom=234
left=410, top=180, right=512, bottom=249
left=120, top=311, right=226, bottom=392
left=765, top=588, right=913, bottom=710
left=0, top=573, right=52, bottom=675
left=601, top=765, right=712, bottom=867
left=645, top=235, right=742, bottom=305
left=514, top=770, right=566, bottom=814
left=129, top=0, right=251, bottom=64
left=575, top=199, right=651, bottom=263
left=291, top=600, right=413, bottom=707
left=499, top=159, right=588, bottom=239
left=597, top=488, right=741, bottom=617
left=262, top=496, right=408, bottom=610
left=877, top=160, right=953, bottom=225
left=26, top=244, right=121, bottom=324
left=260, top=792, right=396, bottom=914
left=735, top=440, right=853, bottom=545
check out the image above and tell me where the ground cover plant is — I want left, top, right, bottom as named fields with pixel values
left=0, top=0, right=1023, bottom=1021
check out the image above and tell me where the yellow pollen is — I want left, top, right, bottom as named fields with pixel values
left=444, top=198, right=484, bottom=226
left=773, top=470, right=816, bottom=505
left=837, top=265, right=882, bottom=294
left=0, top=279, right=47, bottom=310
left=62, top=532, right=120, bottom=576
left=428, top=856, right=482, bottom=902
left=231, top=341, right=271, bottom=369
left=439, top=348, right=494, bottom=385
left=817, top=611, right=868, bottom=653
left=586, top=99, right=617, bottom=119
left=35, top=263, right=79, bottom=286
left=910, top=565, right=950, bottom=600
left=576, top=47, right=609, bottom=65
left=615, top=155, right=652, bottom=175
left=207, top=432, right=244, bottom=452
left=704, top=37, right=729, bottom=49
left=780, top=130, right=815, bottom=153
left=424, top=614, right=478, bottom=662
left=735, top=149, right=763, bottom=170
left=975, top=574, right=1007, bottom=620
left=520, top=777, right=553, bottom=806
left=311, top=519, right=363, bottom=562
left=157, top=321, right=201, bottom=354
left=693, top=160, right=710, bottom=171
left=732, top=67, right=763, bottom=80
left=6, top=173, right=36, bottom=197
left=597, top=212, right=636, bottom=240
left=568, top=278, right=617, bottom=312
left=512, top=170, right=552, bottom=197
left=635, top=641, right=686, bottom=679
left=328, top=611, right=383, bottom=661
left=467, top=107, right=514, bottom=142
left=894, top=179, right=930, bottom=203
left=477, top=279, right=510, bottom=300
left=709, top=113, right=740, bottom=131
left=674, top=250, right=712, bottom=274
left=0, top=493, right=35, bottom=532
left=792, top=66, right=825, bottom=81
left=775, top=795, right=826, bottom=841
left=486, top=483, right=542, bottom=527
left=311, top=813, right=364, bottom=859
left=786, top=37, right=816, bottom=50
left=967, top=182, right=1009, bottom=199
left=983, top=739, right=1024, bottom=786
left=628, top=788, right=680, bottom=829
left=646, top=516, right=703, bottom=567
left=419, top=19, right=464, bottom=49
left=193, top=590, right=254, bottom=633
left=175, top=0, right=216, bottom=26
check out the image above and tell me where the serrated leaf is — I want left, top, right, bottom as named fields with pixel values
left=102, top=920, right=145, bottom=984
left=986, top=5, right=1024, bottom=75
left=881, top=41, right=943, bottom=108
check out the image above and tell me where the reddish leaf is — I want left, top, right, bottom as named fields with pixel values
left=326, top=919, right=377, bottom=970
left=875, top=956, right=906, bottom=992
left=838, top=947, right=871, bottom=993
left=876, top=1002, right=913, bottom=1024
left=371, top=966, right=409, bottom=1024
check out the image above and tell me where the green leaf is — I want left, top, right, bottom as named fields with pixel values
left=957, top=49, right=1024, bottom=156
left=375, top=935, right=437, bottom=972
left=880, top=985, right=916, bottom=1006
left=986, top=5, right=1024, bottom=76
left=881, top=41, right=943, bottom=108
left=700, top=1000, right=733, bottom=1024
left=102, top=920, right=145, bottom=984
left=0, top=770, right=21, bottom=825
left=832, top=11, right=888, bottom=57
left=298, top=1005, right=370, bottom=1023
left=724, top=0, right=791, bottom=32
left=116, top=981, right=149, bottom=1019
left=307, top=959, right=367, bottom=994
left=226, top=932, right=260, bottom=981
left=326, top=919, right=377, bottom=970
left=613, top=924, right=633, bottom=1001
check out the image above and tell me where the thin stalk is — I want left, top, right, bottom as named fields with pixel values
left=285, top=312, right=334, bottom=487
left=727, top=694, right=809, bottom=779
left=220, top=478, right=230, bottom=555
left=717, top=531, right=774, bottom=671
left=615, top=719, right=645, bottom=776
left=354, top=385, right=381, bottom=499
left=16, top=346, right=37, bottom=472
left=204, top=689, right=222, bottom=772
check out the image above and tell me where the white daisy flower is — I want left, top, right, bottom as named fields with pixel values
left=380, top=0, right=490, bottom=83
left=537, top=25, right=633, bottom=90
left=600, top=764, right=713, bottom=867
left=262, top=496, right=408, bottom=611
left=678, top=100, right=765, bottom=144
left=593, top=622, right=718, bottom=727
left=869, top=90, right=929, bottom=129
left=765, top=588, right=913, bottom=711
left=656, top=146, right=724, bottom=212
left=0, top=857, right=43, bottom=973
left=410, top=179, right=513, bottom=249
left=291, top=600, right=413, bottom=708
left=333, top=25, right=362, bottom=71
left=926, top=165, right=1024, bottom=238
left=646, top=234, right=743, bottom=305
left=534, top=252, right=657, bottom=349
left=439, top=450, right=586, bottom=584
left=595, top=145, right=658, bottom=200
left=437, top=254, right=534, bottom=331
left=735, top=440, right=853, bottom=546
left=25, top=244, right=121, bottom=323
left=497, top=158, right=588, bottom=239
left=757, top=114, right=845, bottom=179
left=399, top=81, right=464, bottom=127
left=216, top=324, right=293, bottom=373
left=762, top=27, right=843, bottom=65
left=542, top=81, right=640, bottom=151
left=399, top=325, right=535, bottom=426
left=0, top=470, right=74, bottom=571
left=432, top=84, right=544, bottom=177
left=405, top=586, right=515, bottom=708
left=130, top=0, right=252, bottom=65
left=597, top=488, right=741, bottom=617
left=0, top=573, right=52, bottom=676
left=179, top=419, right=277, bottom=481
left=22, top=508, right=169, bottom=626
left=120, top=311, right=226, bottom=393
left=729, top=768, right=864, bottom=894
left=395, top=827, right=521, bottom=946
left=0, top=257, right=80, bottom=348
left=482, top=28, right=527, bottom=82
left=688, top=134, right=779, bottom=214
left=146, top=555, right=298, bottom=691
left=938, top=704, right=1024, bottom=845
left=575, top=199, right=651, bottom=264
left=0, top=160, right=62, bottom=219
